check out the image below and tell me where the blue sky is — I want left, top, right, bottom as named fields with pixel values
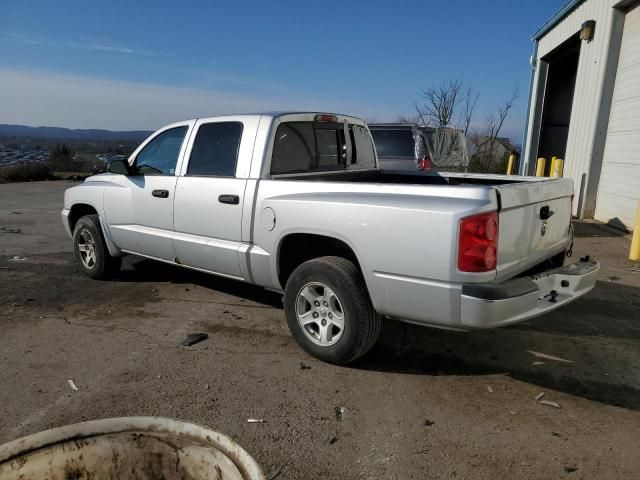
left=0, top=0, right=565, bottom=140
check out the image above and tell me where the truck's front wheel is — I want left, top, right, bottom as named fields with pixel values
left=284, top=256, right=381, bottom=365
left=73, top=214, right=121, bottom=280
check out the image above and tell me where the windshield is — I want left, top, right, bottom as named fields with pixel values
left=370, top=129, right=415, bottom=158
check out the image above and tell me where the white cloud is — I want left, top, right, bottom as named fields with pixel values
left=1, top=32, right=161, bottom=56
left=0, top=68, right=381, bottom=130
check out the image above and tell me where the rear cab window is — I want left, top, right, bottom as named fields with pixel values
left=270, top=119, right=376, bottom=175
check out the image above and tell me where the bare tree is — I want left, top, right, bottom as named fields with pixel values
left=469, top=87, right=520, bottom=172
left=484, top=86, right=519, bottom=155
left=415, top=78, right=463, bottom=127
left=49, top=143, right=75, bottom=171
left=460, top=86, right=479, bottom=135
left=410, top=79, right=518, bottom=173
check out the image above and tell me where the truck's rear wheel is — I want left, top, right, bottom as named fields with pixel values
left=73, top=214, right=121, bottom=280
left=284, top=256, right=381, bottom=365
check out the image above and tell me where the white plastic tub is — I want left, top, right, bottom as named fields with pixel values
left=0, top=417, right=265, bottom=479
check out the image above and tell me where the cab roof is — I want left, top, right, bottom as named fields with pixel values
left=187, top=111, right=366, bottom=123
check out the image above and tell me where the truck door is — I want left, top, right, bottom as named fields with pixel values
left=172, top=118, right=254, bottom=280
left=103, top=123, right=192, bottom=261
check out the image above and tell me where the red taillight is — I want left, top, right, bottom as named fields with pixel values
left=418, top=156, right=432, bottom=171
left=458, top=211, right=499, bottom=272
left=314, top=114, right=338, bottom=122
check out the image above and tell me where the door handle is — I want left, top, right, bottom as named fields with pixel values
left=218, top=194, right=240, bottom=205
left=152, top=189, right=169, bottom=198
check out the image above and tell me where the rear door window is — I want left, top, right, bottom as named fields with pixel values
left=187, top=122, right=243, bottom=177
left=370, top=129, right=416, bottom=158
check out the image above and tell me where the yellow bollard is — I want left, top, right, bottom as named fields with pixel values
left=551, top=158, right=564, bottom=177
left=549, top=156, right=557, bottom=177
left=630, top=201, right=640, bottom=261
left=535, top=157, right=546, bottom=177
left=506, top=154, right=516, bottom=175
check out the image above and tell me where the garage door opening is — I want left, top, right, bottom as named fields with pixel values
left=536, top=33, right=581, bottom=175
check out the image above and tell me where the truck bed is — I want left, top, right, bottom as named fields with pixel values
left=271, top=169, right=544, bottom=187
left=266, top=168, right=575, bottom=283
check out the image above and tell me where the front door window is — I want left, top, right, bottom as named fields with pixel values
left=134, top=126, right=188, bottom=175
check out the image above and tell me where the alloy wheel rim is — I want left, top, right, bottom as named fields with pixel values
left=295, top=282, right=345, bottom=346
left=77, top=229, right=97, bottom=269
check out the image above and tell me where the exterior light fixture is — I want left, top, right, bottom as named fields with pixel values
left=580, top=20, right=595, bottom=41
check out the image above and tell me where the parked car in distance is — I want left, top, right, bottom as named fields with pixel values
left=369, top=123, right=432, bottom=171
left=62, top=112, right=599, bottom=365
left=370, top=123, right=470, bottom=172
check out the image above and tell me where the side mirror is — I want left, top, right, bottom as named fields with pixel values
left=108, top=159, right=131, bottom=175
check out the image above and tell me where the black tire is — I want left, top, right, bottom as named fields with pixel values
left=72, top=214, right=121, bottom=280
left=284, top=256, right=381, bottom=365
left=549, top=250, right=566, bottom=269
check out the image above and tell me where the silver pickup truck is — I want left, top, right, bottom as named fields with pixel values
left=62, top=112, right=599, bottom=364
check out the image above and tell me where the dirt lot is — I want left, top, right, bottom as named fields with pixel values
left=1, top=180, right=639, bottom=479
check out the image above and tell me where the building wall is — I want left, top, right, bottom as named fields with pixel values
left=594, top=3, right=640, bottom=230
left=523, top=0, right=621, bottom=217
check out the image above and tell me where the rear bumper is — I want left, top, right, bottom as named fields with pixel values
left=460, top=256, right=599, bottom=329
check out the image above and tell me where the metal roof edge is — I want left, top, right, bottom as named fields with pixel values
left=531, top=0, right=586, bottom=41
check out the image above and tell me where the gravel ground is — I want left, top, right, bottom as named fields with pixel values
left=1, top=180, right=639, bottom=479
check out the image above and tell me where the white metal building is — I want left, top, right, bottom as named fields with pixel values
left=522, top=0, right=640, bottom=231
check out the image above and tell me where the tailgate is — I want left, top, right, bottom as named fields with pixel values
left=495, top=178, right=573, bottom=281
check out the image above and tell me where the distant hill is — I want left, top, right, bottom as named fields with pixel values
left=0, top=124, right=152, bottom=142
